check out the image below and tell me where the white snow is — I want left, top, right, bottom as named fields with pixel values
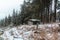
left=0, top=23, right=60, bottom=40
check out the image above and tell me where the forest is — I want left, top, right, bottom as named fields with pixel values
left=0, top=0, right=60, bottom=26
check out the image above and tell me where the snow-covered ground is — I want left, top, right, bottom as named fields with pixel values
left=0, top=23, right=60, bottom=40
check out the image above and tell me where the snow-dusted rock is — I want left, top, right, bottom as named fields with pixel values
left=0, top=23, right=60, bottom=40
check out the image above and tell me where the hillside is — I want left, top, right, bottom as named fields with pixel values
left=0, top=23, right=60, bottom=40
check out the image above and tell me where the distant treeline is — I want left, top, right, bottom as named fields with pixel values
left=0, top=0, right=59, bottom=26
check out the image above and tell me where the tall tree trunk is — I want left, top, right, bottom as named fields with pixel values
left=54, top=0, right=57, bottom=22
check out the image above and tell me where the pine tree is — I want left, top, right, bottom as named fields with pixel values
left=8, top=15, right=11, bottom=25
left=12, top=9, right=16, bottom=25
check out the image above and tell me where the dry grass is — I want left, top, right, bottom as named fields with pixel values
left=33, top=25, right=60, bottom=40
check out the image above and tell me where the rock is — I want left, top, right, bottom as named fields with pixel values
left=0, top=29, right=4, bottom=35
left=0, top=37, right=4, bottom=40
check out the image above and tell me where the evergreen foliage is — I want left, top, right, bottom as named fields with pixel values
left=0, top=0, right=59, bottom=26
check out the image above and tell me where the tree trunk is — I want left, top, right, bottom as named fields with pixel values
left=54, top=0, right=57, bottom=22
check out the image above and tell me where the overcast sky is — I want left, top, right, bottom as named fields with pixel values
left=59, top=0, right=60, bottom=1
left=0, top=0, right=24, bottom=20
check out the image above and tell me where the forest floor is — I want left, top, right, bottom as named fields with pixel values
left=0, top=23, right=60, bottom=40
